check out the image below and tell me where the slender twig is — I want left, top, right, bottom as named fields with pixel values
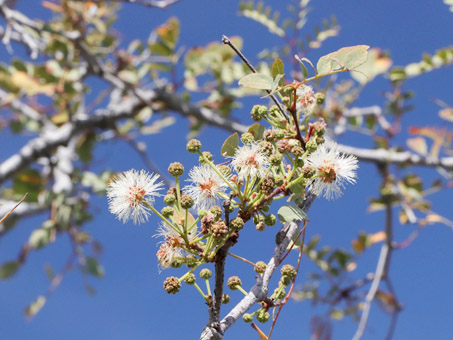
left=222, top=35, right=289, bottom=122
left=353, top=164, right=396, bottom=340
left=0, top=193, right=28, bottom=224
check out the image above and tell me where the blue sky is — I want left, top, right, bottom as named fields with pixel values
left=1, top=1, right=453, bottom=340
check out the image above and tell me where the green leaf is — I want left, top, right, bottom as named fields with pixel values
left=24, top=296, right=46, bottom=317
left=238, top=73, right=273, bottom=90
left=317, top=45, right=370, bottom=75
left=277, top=204, right=307, bottom=223
left=0, top=261, right=20, bottom=280
left=247, top=123, right=265, bottom=140
left=29, top=228, right=51, bottom=249
left=295, top=55, right=309, bottom=78
left=13, top=169, right=43, bottom=202
left=221, top=132, right=239, bottom=157
left=271, top=58, right=284, bottom=85
left=85, top=257, right=105, bottom=278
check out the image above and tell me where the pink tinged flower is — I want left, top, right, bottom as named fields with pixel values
left=154, top=223, right=196, bottom=270
left=107, top=169, right=164, bottom=225
left=231, top=142, right=269, bottom=180
left=306, top=141, right=358, bottom=200
left=184, top=164, right=228, bottom=210
left=296, top=85, right=315, bottom=113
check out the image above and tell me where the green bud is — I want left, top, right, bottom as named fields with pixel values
left=254, top=261, right=267, bottom=274
left=200, top=268, right=212, bottom=279
left=241, top=132, right=255, bottom=145
left=256, top=309, right=270, bottom=323
left=163, top=277, right=181, bottom=294
left=184, top=273, right=196, bottom=285
left=264, top=214, right=277, bottom=226
left=168, top=162, right=184, bottom=177
left=186, top=139, right=202, bottom=153
left=161, top=206, right=174, bottom=218
left=164, top=194, right=176, bottom=206
left=243, top=313, right=253, bottom=323
left=306, top=140, right=317, bottom=153
left=315, top=92, right=325, bottom=105
left=227, top=276, right=242, bottom=290
left=180, top=194, right=194, bottom=209
left=198, top=209, right=208, bottom=218
left=230, top=217, right=245, bottom=231
left=222, top=294, right=230, bottom=304
left=251, top=105, right=268, bottom=121
left=281, top=264, right=297, bottom=279
left=273, top=287, right=286, bottom=299
left=199, top=151, right=213, bottom=164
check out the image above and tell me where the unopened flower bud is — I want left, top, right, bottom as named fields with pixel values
left=281, top=264, right=297, bottom=279
left=210, top=206, right=222, bottom=220
left=230, top=217, right=245, bottom=231
left=302, top=165, right=316, bottom=179
left=243, top=313, right=253, bottom=323
left=187, top=139, right=202, bottom=153
left=263, top=129, right=276, bottom=142
left=255, top=261, right=267, bottom=274
left=306, top=140, right=317, bottom=153
left=315, top=92, right=325, bottom=105
left=280, top=276, right=292, bottom=286
left=211, top=220, right=228, bottom=239
left=260, top=176, right=275, bottom=195
left=269, top=153, right=282, bottom=166
left=256, top=221, right=266, bottom=231
left=256, top=309, right=270, bottom=323
left=163, top=277, right=181, bottom=294
left=315, top=136, right=325, bottom=145
left=199, top=151, right=213, bottom=164
left=222, top=294, right=230, bottom=304
left=200, top=268, right=212, bottom=279
left=184, top=273, right=196, bottom=285
left=168, top=162, right=184, bottom=177
left=275, top=129, right=285, bottom=140
left=241, top=132, right=255, bottom=145
left=273, top=287, right=286, bottom=299
left=171, top=259, right=183, bottom=268
left=251, top=105, right=267, bottom=121
left=161, top=206, right=174, bottom=218
left=291, top=145, right=304, bottom=157
left=258, top=141, right=273, bottom=156
left=269, top=105, right=280, bottom=118
left=164, top=194, right=176, bottom=206
left=198, top=209, right=208, bottom=218
left=180, top=194, right=194, bottom=209
left=227, top=276, right=242, bottom=290
left=264, top=214, right=277, bottom=226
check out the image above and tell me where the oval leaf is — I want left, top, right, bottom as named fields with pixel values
left=277, top=204, right=307, bottom=223
left=272, top=59, right=284, bottom=85
left=24, top=296, right=46, bottom=317
left=221, top=132, right=239, bottom=157
left=0, top=261, right=20, bottom=280
left=317, top=45, right=370, bottom=75
left=248, top=123, right=265, bottom=140
left=238, top=73, right=273, bottom=90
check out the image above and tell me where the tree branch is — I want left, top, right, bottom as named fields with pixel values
left=200, top=192, right=316, bottom=340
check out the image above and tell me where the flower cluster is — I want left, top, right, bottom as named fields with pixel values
left=106, top=78, right=359, bottom=304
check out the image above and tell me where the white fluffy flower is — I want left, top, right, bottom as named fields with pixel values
left=107, top=169, right=163, bottom=224
left=306, top=141, right=358, bottom=200
left=296, top=85, right=315, bottom=114
left=231, top=142, right=269, bottom=180
left=184, top=164, right=228, bottom=210
left=154, top=222, right=197, bottom=270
